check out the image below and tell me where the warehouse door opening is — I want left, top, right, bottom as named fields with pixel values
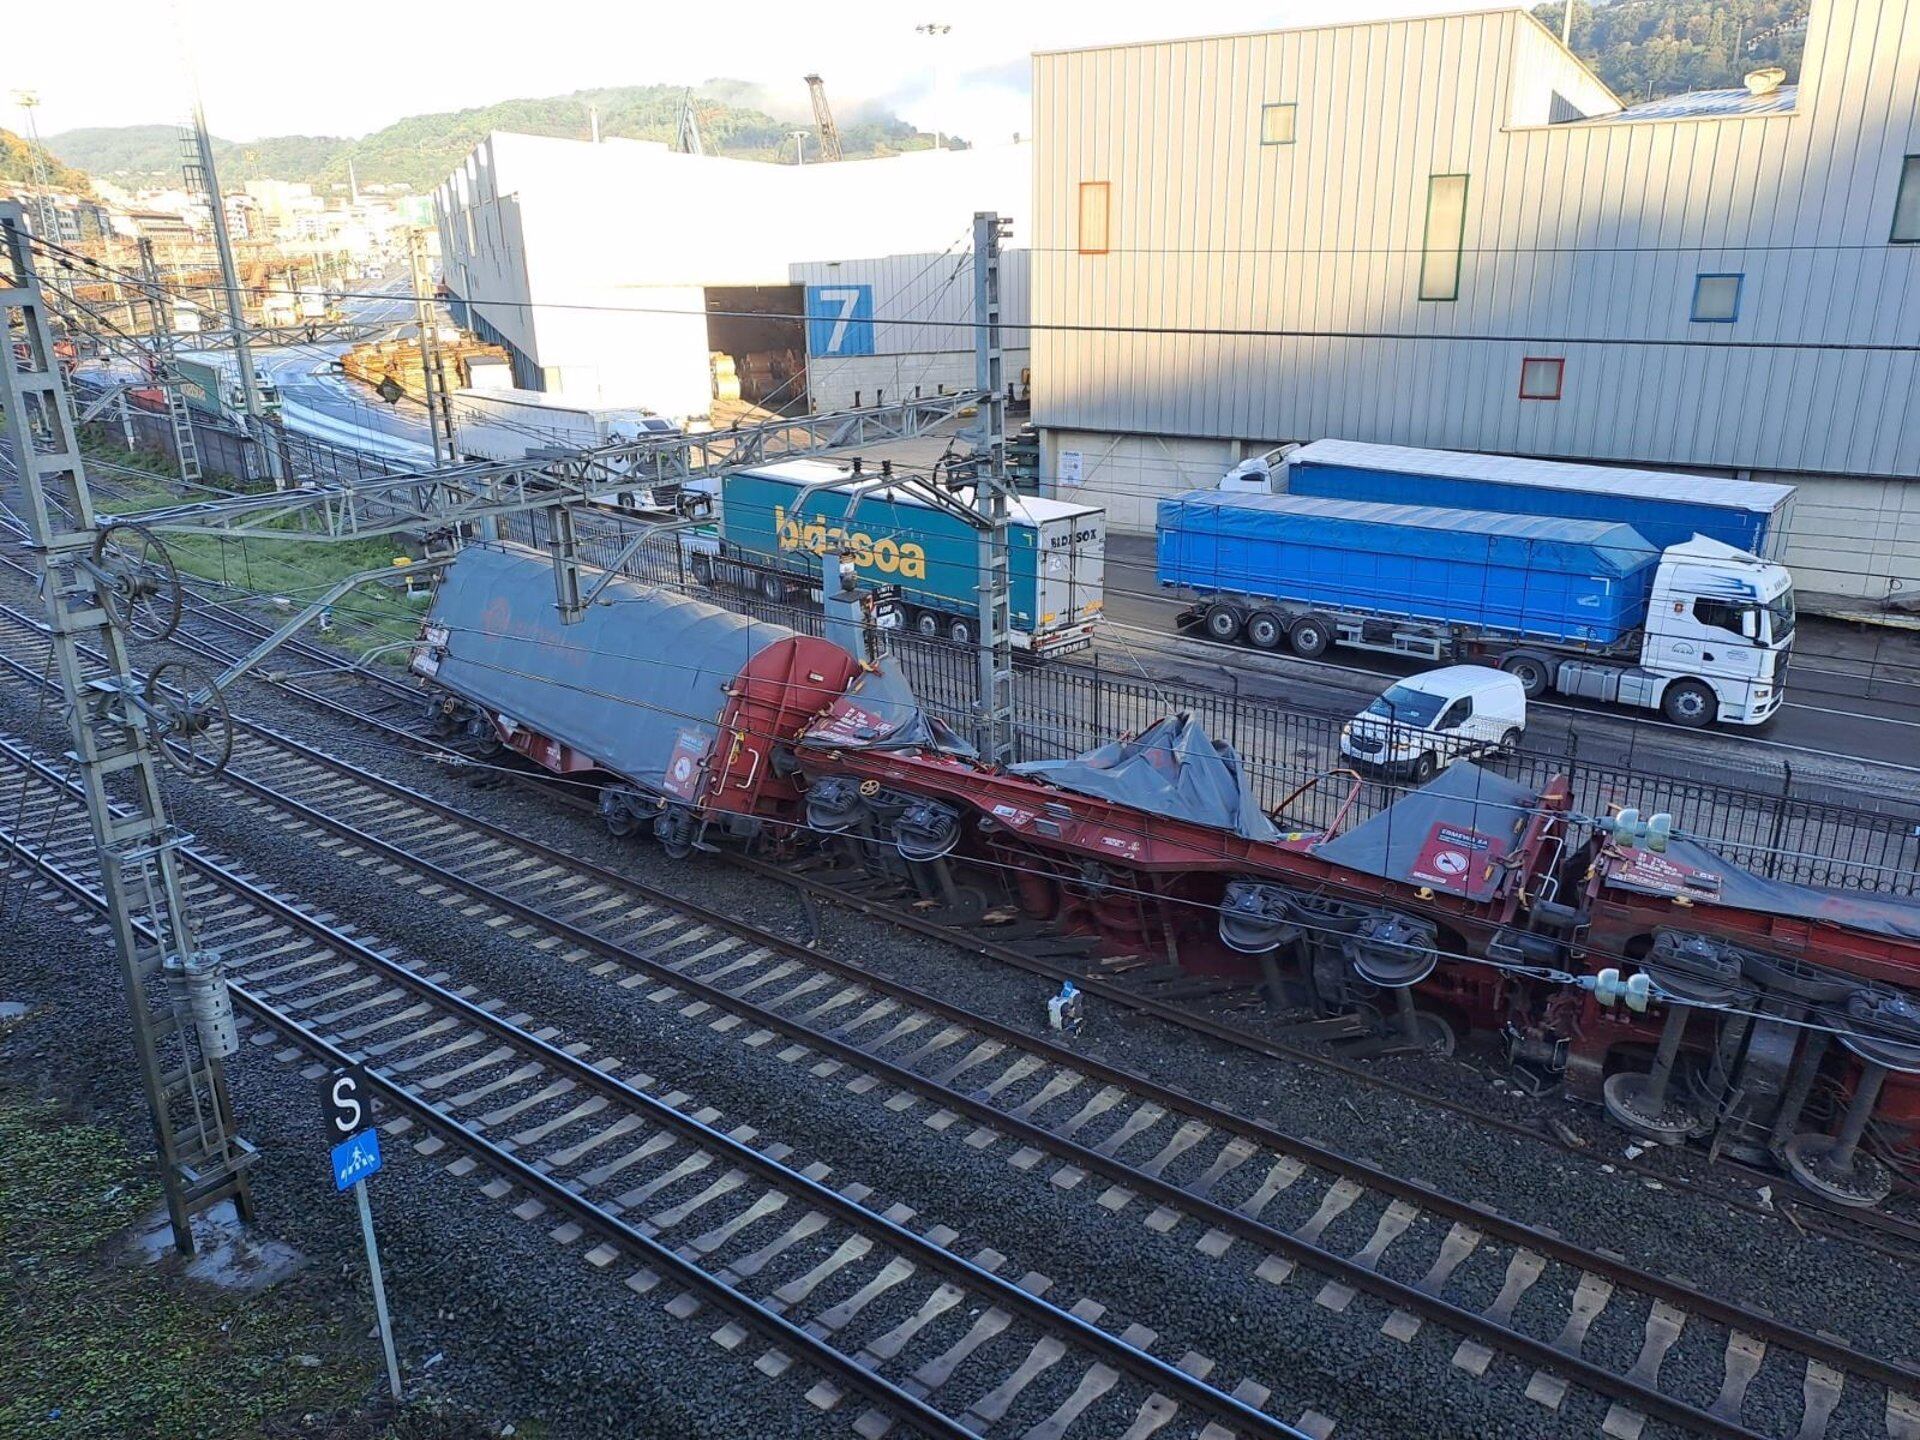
left=705, top=285, right=806, bottom=421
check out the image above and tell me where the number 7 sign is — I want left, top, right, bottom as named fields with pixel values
left=806, top=284, right=874, bottom=357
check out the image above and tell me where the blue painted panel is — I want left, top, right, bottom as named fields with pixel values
left=805, top=284, right=875, bottom=357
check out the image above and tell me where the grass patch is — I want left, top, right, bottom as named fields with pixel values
left=0, top=1096, right=370, bottom=1440
left=71, top=434, right=431, bottom=668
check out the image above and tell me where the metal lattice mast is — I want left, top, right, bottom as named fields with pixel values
left=804, top=75, right=844, bottom=162
left=179, top=104, right=283, bottom=487
left=409, top=228, right=453, bottom=466
left=971, top=211, right=1014, bottom=766
left=139, top=238, right=204, bottom=484
left=0, top=204, right=255, bottom=1254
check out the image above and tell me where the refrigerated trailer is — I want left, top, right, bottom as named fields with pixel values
left=691, top=460, right=1106, bottom=657
left=1278, top=438, right=1797, bottom=560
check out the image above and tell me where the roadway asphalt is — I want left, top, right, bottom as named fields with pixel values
left=1092, top=531, right=1920, bottom=793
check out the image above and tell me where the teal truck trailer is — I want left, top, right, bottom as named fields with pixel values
left=690, top=460, right=1106, bottom=656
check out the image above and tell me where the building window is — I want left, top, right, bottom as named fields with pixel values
left=1519, top=357, right=1564, bottom=400
left=1419, top=174, right=1469, bottom=301
left=1260, top=103, right=1297, bottom=145
left=1691, top=272, right=1744, bottom=322
left=1078, top=181, right=1110, bottom=255
left=1894, top=155, right=1920, bottom=242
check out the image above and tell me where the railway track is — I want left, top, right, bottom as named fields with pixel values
left=0, top=731, right=1305, bottom=1440
left=1, top=566, right=1912, bottom=1255
left=2, top=603, right=1917, bottom=1437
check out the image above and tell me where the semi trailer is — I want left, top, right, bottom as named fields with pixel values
left=687, top=460, right=1106, bottom=657
left=1157, top=489, right=1794, bottom=727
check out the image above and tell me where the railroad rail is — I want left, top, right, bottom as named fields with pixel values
left=0, top=562, right=1909, bottom=1256
left=2, top=604, right=1916, bottom=1438
left=0, top=731, right=1306, bottom=1440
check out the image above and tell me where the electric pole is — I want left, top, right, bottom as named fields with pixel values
left=139, top=237, right=204, bottom=485
left=971, top=210, right=1014, bottom=766
left=1, top=203, right=256, bottom=1254
left=408, top=228, right=453, bottom=466
left=182, top=97, right=284, bottom=486
left=11, top=91, right=59, bottom=242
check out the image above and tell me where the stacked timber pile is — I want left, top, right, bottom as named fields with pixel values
left=341, top=333, right=510, bottom=397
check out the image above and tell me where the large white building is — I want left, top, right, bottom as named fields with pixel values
left=434, top=134, right=1029, bottom=422
left=1029, top=0, right=1920, bottom=607
left=788, top=247, right=1032, bottom=412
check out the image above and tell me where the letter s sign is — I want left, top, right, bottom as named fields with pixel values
left=320, top=1064, right=373, bottom=1139
left=806, top=285, right=874, bottom=357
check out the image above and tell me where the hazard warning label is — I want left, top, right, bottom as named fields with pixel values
left=662, top=729, right=709, bottom=801
left=1409, top=822, right=1499, bottom=892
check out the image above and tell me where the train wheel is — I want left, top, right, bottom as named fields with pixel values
left=598, top=786, right=641, bottom=838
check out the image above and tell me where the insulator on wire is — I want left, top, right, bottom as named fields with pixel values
left=170, top=950, right=238, bottom=1059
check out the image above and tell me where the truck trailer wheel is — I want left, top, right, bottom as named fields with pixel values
left=1287, top=614, right=1332, bottom=658
left=912, top=610, right=942, bottom=639
left=948, top=615, right=976, bottom=645
left=1661, top=679, right=1715, bottom=728
left=1203, top=603, right=1244, bottom=644
left=1245, top=611, right=1285, bottom=651
left=1501, top=653, right=1552, bottom=699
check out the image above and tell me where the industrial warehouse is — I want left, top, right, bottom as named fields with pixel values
left=8, top=1, right=1920, bottom=1438
left=433, top=0, right=1920, bottom=610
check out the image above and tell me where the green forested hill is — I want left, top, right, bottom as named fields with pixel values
left=1535, top=0, right=1809, bottom=102
left=0, top=128, right=95, bottom=195
left=45, top=84, right=953, bottom=192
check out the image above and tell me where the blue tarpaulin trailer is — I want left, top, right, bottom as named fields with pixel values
left=1281, top=438, right=1794, bottom=559
left=1156, top=491, right=1660, bottom=646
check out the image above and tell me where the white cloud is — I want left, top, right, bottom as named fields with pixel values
left=5, top=0, right=1480, bottom=143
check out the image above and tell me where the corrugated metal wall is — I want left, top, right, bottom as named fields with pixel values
left=1031, top=0, right=1920, bottom=483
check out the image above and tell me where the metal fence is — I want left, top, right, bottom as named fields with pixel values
left=497, top=506, right=1920, bottom=898
left=91, top=407, right=412, bottom=491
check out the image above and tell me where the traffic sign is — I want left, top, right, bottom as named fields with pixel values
left=331, top=1128, right=384, bottom=1192
left=320, top=1064, right=373, bottom=1141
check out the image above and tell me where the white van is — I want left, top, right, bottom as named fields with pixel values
left=1338, top=665, right=1527, bottom=782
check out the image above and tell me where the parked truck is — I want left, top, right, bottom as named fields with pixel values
left=687, top=459, right=1106, bottom=657
left=1158, top=488, right=1795, bottom=727
left=448, top=387, right=681, bottom=462
left=173, top=350, right=281, bottom=426
left=1275, top=439, right=1797, bottom=558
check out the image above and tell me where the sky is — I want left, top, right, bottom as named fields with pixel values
left=4, top=0, right=1477, bottom=145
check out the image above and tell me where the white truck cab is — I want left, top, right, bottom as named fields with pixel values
left=1340, top=665, right=1526, bottom=783
left=1548, top=537, right=1793, bottom=727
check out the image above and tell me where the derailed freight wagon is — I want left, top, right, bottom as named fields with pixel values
left=410, top=542, right=1920, bottom=1203
left=409, top=545, right=865, bottom=853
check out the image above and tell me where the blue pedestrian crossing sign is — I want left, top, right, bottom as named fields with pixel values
left=331, top=1128, right=384, bottom=1192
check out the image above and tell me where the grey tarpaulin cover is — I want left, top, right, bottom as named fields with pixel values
left=1009, top=713, right=1279, bottom=842
left=800, top=659, right=977, bottom=757
left=1314, top=762, right=1538, bottom=902
left=425, top=545, right=797, bottom=795
left=1607, top=836, right=1920, bottom=943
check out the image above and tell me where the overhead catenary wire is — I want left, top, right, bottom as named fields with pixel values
left=30, top=234, right=1920, bottom=359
